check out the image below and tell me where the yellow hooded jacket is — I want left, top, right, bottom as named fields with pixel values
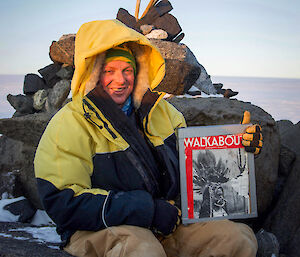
left=34, top=20, right=186, bottom=242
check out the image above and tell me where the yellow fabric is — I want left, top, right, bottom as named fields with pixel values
left=241, top=111, right=251, bottom=124
left=35, top=98, right=185, bottom=196
left=242, top=140, right=263, bottom=148
left=245, top=124, right=262, bottom=134
left=71, top=19, right=165, bottom=101
left=243, top=133, right=263, bottom=142
left=35, top=97, right=185, bottom=193
left=34, top=103, right=107, bottom=196
left=146, top=99, right=186, bottom=147
left=240, top=111, right=263, bottom=155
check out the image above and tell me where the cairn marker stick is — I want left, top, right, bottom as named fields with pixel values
left=135, top=0, right=141, bottom=20
left=140, top=0, right=159, bottom=19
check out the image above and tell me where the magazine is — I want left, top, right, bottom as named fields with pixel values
left=178, top=124, right=257, bottom=224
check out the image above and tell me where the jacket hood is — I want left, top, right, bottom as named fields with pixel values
left=71, top=19, right=166, bottom=107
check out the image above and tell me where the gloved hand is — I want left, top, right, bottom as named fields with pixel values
left=151, top=199, right=181, bottom=236
left=241, top=111, right=263, bottom=155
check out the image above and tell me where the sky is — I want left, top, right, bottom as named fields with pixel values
left=0, top=0, right=299, bottom=79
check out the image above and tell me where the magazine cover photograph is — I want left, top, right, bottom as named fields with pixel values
left=178, top=124, right=257, bottom=224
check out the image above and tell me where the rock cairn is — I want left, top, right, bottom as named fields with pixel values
left=7, top=62, right=73, bottom=118
left=116, top=0, right=237, bottom=97
left=6, top=0, right=239, bottom=120
left=1, top=1, right=300, bottom=256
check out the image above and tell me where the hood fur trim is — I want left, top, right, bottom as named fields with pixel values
left=84, top=53, right=105, bottom=96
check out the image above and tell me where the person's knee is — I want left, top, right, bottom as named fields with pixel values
left=209, top=220, right=256, bottom=242
left=115, top=226, right=167, bottom=257
left=211, top=220, right=258, bottom=256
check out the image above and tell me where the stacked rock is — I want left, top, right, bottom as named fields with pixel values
left=7, top=63, right=73, bottom=117
left=117, top=0, right=183, bottom=42
left=116, top=0, right=237, bottom=97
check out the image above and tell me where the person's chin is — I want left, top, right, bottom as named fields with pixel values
left=111, top=95, right=126, bottom=106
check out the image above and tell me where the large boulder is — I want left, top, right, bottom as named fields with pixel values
left=0, top=136, right=24, bottom=198
left=23, top=73, right=48, bottom=95
left=38, top=63, right=62, bottom=88
left=0, top=135, right=43, bottom=208
left=17, top=143, right=43, bottom=209
left=152, top=13, right=182, bottom=41
left=263, top=122, right=300, bottom=256
left=168, top=97, right=280, bottom=216
left=145, top=29, right=168, bottom=40
left=150, top=39, right=201, bottom=94
left=0, top=113, right=51, bottom=209
left=45, top=80, right=71, bottom=114
left=49, top=36, right=75, bottom=65
left=150, top=39, right=215, bottom=95
left=56, top=65, right=74, bottom=80
left=33, top=89, right=48, bottom=111
left=276, top=119, right=295, bottom=137
left=116, top=8, right=141, bottom=31
left=0, top=113, right=52, bottom=147
left=0, top=135, right=24, bottom=173
left=7, top=94, right=34, bottom=117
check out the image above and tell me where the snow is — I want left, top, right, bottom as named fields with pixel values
left=31, top=209, right=55, bottom=226
left=198, top=92, right=223, bottom=98
left=48, top=245, right=60, bottom=250
left=14, top=236, right=29, bottom=240
left=0, top=196, right=25, bottom=222
left=163, top=86, right=223, bottom=99
left=176, top=92, right=223, bottom=99
left=10, top=226, right=61, bottom=244
left=1, top=192, right=10, bottom=199
left=0, top=232, right=12, bottom=238
left=0, top=195, right=61, bottom=248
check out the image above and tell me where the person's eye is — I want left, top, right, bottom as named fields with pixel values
left=124, top=69, right=133, bottom=75
left=104, top=70, right=114, bottom=74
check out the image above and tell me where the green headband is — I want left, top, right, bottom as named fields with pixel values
left=105, top=46, right=136, bottom=74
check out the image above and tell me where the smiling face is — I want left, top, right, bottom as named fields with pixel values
left=100, top=60, right=135, bottom=107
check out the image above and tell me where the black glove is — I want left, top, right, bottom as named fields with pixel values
left=151, top=199, right=180, bottom=236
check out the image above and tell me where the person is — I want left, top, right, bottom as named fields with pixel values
left=34, top=19, right=262, bottom=257
left=199, top=183, right=229, bottom=218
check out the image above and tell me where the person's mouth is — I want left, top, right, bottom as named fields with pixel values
left=110, top=87, right=127, bottom=93
left=112, top=88, right=124, bottom=91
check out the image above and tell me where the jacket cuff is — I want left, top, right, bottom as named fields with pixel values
left=103, top=190, right=155, bottom=229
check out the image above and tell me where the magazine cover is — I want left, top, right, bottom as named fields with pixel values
left=178, top=124, right=257, bottom=224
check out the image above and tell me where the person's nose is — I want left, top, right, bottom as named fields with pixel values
left=114, top=70, right=126, bottom=84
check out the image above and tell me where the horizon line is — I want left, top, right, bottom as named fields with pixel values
left=0, top=73, right=300, bottom=81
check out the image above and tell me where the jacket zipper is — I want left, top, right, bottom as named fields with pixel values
left=82, top=99, right=117, bottom=139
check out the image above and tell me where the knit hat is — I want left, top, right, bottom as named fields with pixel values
left=105, top=45, right=136, bottom=74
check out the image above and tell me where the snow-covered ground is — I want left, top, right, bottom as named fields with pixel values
left=163, top=86, right=224, bottom=100
left=0, top=194, right=61, bottom=249
left=0, top=196, right=25, bottom=222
